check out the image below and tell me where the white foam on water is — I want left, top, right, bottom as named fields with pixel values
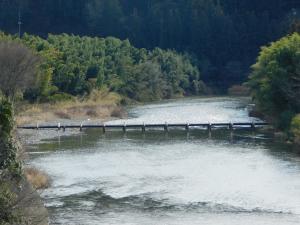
left=32, top=141, right=300, bottom=216
left=108, top=97, right=260, bottom=125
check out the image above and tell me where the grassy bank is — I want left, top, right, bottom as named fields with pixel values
left=16, top=90, right=126, bottom=126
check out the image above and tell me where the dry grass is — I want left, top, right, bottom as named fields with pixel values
left=24, top=168, right=51, bottom=190
left=54, top=110, right=72, bottom=119
left=228, top=85, right=250, bottom=96
left=86, top=108, right=99, bottom=117
left=16, top=90, right=124, bottom=125
left=16, top=110, right=54, bottom=126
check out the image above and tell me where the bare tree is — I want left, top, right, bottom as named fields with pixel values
left=0, top=41, right=40, bottom=100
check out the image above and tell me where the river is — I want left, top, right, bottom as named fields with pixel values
left=23, top=97, right=300, bottom=225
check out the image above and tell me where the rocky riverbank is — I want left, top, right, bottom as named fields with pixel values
left=0, top=137, right=49, bottom=225
left=1, top=172, right=49, bottom=225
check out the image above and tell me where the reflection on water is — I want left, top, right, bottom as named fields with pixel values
left=24, top=97, right=300, bottom=225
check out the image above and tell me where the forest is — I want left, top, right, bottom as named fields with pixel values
left=1, top=0, right=299, bottom=91
left=0, top=32, right=203, bottom=102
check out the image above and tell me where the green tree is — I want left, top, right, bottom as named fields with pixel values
left=127, top=61, right=166, bottom=101
left=248, top=33, right=300, bottom=130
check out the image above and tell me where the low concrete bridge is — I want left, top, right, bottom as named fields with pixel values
left=18, top=122, right=269, bottom=133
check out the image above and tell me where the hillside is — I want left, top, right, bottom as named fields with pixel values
left=1, top=0, right=299, bottom=90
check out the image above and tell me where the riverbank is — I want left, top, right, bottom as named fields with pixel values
left=248, top=105, right=300, bottom=147
left=16, top=91, right=127, bottom=126
left=0, top=171, right=49, bottom=225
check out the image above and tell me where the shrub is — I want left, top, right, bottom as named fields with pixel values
left=277, top=110, right=295, bottom=132
left=24, top=168, right=50, bottom=190
left=291, top=114, right=300, bottom=142
left=0, top=182, right=19, bottom=224
left=0, top=98, right=22, bottom=175
left=0, top=99, right=13, bottom=136
left=46, top=93, right=75, bottom=103
left=111, top=107, right=124, bottom=118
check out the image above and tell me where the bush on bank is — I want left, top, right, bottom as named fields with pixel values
left=247, top=33, right=300, bottom=139
left=291, top=114, right=300, bottom=144
left=0, top=182, right=19, bottom=225
left=0, top=98, right=21, bottom=175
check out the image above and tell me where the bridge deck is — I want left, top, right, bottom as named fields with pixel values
left=18, top=122, right=270, bottom=132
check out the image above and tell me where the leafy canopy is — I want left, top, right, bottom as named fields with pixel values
left=0, top=32, right=204, bottom=102
left=248, top=33, right=300, bottom=130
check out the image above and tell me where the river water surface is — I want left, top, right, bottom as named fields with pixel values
left=24, top=97, right=300, bottom=225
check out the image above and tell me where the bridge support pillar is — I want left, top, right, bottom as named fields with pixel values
left=164, top=122, right=169, bottom=132
left=229, top=123, right=234, bottom=140
left=102, top=125, right=106, bottom=133
left=208, top=123, right=212, bottom=134
left=229, top=123, right=233, bottom=131
left=123, top=123, right=127, bottom=133
left=251, top=122, right=256, bottom=131
left=142, top=123, right=146, bottom=132
left=185, top=123, right=190, bottom=131
left=207, top=123, right=212, bottom=137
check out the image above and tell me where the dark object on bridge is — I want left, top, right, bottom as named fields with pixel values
left=18, top=122, right=270, bottom=133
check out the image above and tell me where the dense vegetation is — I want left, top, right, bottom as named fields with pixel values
left=248, top=33, right=300, bottom=141
left=1, top=0, right=299, bottom=90
left=0, top=32, right=203, bottom=102
left=0, top=98, right=22, bottom=225
left=0, top=40, right=50, bottom=224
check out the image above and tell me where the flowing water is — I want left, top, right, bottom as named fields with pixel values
left=23, top=97, right=300, bottom=225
